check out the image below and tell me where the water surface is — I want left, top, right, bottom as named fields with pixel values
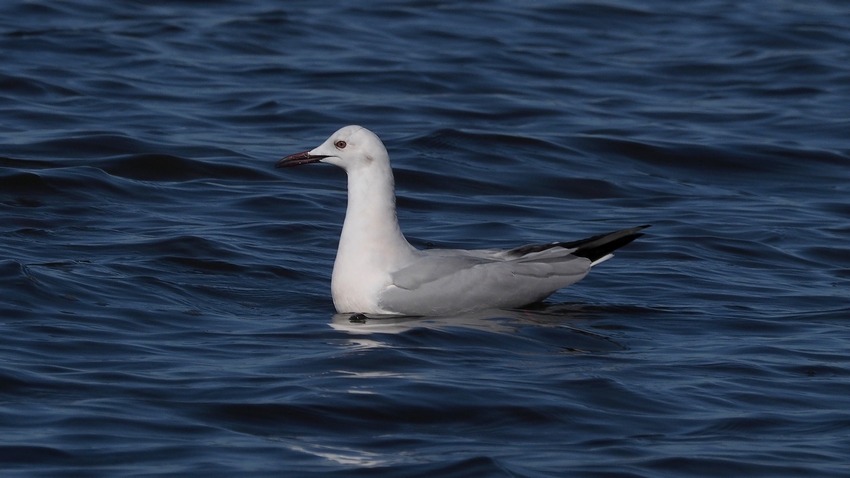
left=2, top=1, right=849, bottom=476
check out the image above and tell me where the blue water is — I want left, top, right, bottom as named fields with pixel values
left=2, top=1, right=850, bottom=476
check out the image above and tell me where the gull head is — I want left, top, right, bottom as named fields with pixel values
left=276, top=125, right=389, bottom=172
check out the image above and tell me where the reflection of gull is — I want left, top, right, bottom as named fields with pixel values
left=277, top=125, right=649, bottom=316
left=330, top=309, right=519, bottom=335
left=329, top=305, right=626, bottom=354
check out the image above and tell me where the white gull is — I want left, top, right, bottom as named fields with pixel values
left=276, top=125, right=648, bottom=316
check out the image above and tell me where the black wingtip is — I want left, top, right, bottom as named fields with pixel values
left=567, top=225, right=650, bottom=263
left=506, top=225, right=650, bottom=260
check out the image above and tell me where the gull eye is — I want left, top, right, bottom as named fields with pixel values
left=334, top=140, right=347, bottom=149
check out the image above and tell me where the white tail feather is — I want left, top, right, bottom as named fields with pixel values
left=590, top=253, right=614, bottom=267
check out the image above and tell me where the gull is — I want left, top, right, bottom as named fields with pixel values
left=277, top=125, right=648, bottom=316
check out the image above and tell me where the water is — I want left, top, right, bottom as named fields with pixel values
left=2, top=1, right=849, bottom=476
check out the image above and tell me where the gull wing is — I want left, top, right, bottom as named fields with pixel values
left=377, top=226, right=649, bottom=315
left=378, top=249, right=591, bottom=315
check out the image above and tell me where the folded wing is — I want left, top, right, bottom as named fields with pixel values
left=378, top=225, right=649, bottom=315
left=379, top=247, right=591, bottom=315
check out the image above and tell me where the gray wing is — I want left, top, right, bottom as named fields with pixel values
left=378, top=248, right=591, bottom=315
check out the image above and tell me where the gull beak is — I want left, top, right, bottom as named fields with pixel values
left=275, top=151, right=329, bottom=168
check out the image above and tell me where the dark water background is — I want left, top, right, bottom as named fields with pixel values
left=2, top=1, right=850, bottom=476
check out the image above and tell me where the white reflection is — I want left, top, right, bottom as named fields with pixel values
left=328, top=303, right=626, bottom=354
left=330, top=303, right=588, bottom=335
left=330, top=310, right=515, bottom=335
left=288, top=442, right=388, bottom=467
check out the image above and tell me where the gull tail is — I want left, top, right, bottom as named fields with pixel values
left=564, top=225, right=650, bottom=266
